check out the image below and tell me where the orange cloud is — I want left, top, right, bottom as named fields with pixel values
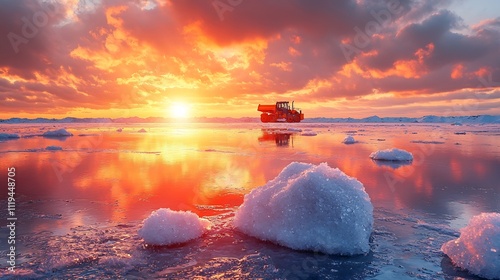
left=290, top=35, right=301, bottom=44
left=288, top=46, right=302, bottom=57
left=270, top=61, right=292, bottom=72
left=366, top=44, right=434, bottom=79
left=475, top=67, right=490, bottom=78
left=451, top=64, right=464, bottom=79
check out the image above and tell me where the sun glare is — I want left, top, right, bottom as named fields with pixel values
left=169, top=102, right=190, bottom=119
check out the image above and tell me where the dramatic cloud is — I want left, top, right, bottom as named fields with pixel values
left=0, top=0, right=499, bottom=118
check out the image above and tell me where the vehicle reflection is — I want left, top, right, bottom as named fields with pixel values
left=258, top=129, right=294, bottom=147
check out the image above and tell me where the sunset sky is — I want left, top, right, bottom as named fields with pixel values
left=1, top=0, right=499, bottom=119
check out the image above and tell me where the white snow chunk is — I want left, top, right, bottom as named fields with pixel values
left=0, top=133, right=20, bottom=139
left=369, top=148, right=413, bottom=162
left=138, top=128, right=147, bottom=133
left=234, top=162, right=373, bottom=255
left=138, top=208, right=211, bottom=246
left=343, top=135, right=356, bottom=144
left=441, top=213, right=500, bottom=279
left=301, top=131, right=317, bottom=136
left=45, top=146, right=63, bottom=151
left=287, top=127, right=303, bottom=132
left=42, top=129, right=73, bottom=137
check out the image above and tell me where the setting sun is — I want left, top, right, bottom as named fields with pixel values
left=169, top=102, right=190, bottom=119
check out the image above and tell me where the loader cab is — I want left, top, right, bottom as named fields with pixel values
left=276, top=101, right=290, bottom=112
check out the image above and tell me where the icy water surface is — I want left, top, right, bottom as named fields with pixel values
left=0, top=123, right=499, bottom=279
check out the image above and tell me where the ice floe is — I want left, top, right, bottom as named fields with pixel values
left=45, top=146, right=63, bottom=151
left=138, top=208, right=212, bottom=246
left=0, top=133, right=20, bottom=140
left=441, top=212, right=500, bottom=279
left=343, top=135, right=356, bottom=144
left=369, top=148, right=413, bottom=162
left=234, top=162, right=373, bottom=255
left=138, top=128, right=147, bottom=133
left=42, top=129, right=73, bottom=137
left=410, top=140, right=445, bottom=144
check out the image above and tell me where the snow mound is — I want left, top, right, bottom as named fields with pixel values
left=301, top=131, right=317, bottom=136
left=138, top=128, right=147, bottom=133
left=441, top=213, right=500, bottom=279
left=234, top=162, right=373, bottom=255
left=343, top=135, right=356, bottom=144
left=138, top=208, right=211, bottom=246
left=0, top=133, right=20, bottom=139
left=42, top=129, right=73, bottom=137
left=369, top=148, right=413, bottom=161
left=45, top=146, right=63, bottom=151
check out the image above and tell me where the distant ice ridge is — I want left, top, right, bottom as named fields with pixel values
left=441, top=213, right=500, bottom=279
left=42, top=129, right=73, bottom=137
left=303, top=115, right=500, bottom=124
left=138, top=208, right=212, bottom=246
left=0, top=133, right=20, bottom=139
left=45, top=146, right=63, bottom=151
left=234, top=162, right=373, bottom=255
left=1, top=114, right=499, bottom=123
left=0, top=115, right=500, bottom=124
left=343, top=135, right=356, bottom=144
left=369, top=148, right=413, bottom=162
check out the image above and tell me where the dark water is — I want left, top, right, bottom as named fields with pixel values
left=0, top=123, right=499, bottom=279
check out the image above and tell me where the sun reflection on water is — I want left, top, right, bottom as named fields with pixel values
left=0, top=124, right=499, bottom=235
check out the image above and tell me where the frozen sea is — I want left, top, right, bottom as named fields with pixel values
left=0, top=122, right=499, bottom=279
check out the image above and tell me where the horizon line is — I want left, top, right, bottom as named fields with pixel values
left=1, top=114, right=499, bottom=124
